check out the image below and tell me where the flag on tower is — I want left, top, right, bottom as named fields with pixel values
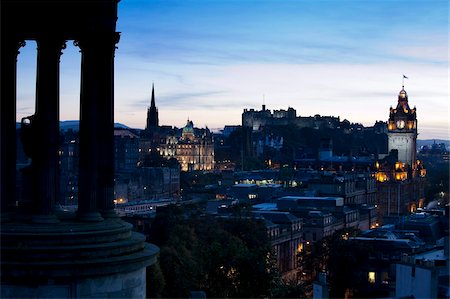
left=403, top=75, right=408, bottom=79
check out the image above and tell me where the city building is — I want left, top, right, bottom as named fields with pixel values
left=253, top=196, right=368, bottom=243
left=387, top=86, right=417, bottom=168
left=395, top=237, right=449, bottom=298
left=418, top=141, right=449, bottom=164
left=308, top=171, right=377, bottom=206
left=375, top=86, right=427, bottom=222
left=172, top=120, right=215, bottom=172
left=348, top=229, right=428, bottom=297
left=115, top=166, right=180, bottom=201
left=253, top=211, right=303, bottom=281
left=114, top=128, right=140, bottom=173
left=241, top=105, right=341, bottom=160
left=242, top=105, right=340, bottom=132
left=139, top=87, right=215, bottom=172
left=59, top=129, right=79, bottom=205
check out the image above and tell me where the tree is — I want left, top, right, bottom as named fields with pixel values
left=299, top=228, right=371, bottom=298
left=146, top=262, right=165, bottom=298
left=147, top=204, right=291, bottom=298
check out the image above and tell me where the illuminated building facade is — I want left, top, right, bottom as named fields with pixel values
left=387, top=86, right=417, bottom=168
left=139, top=87, right=214, bottom=172
left=375, top=85, right=426, bottom=222
left=169, top=120, right=215, bottom=172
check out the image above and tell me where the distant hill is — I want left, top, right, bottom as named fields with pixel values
left=417, top=139, right=450, bottom=149
left=16, top=120, right=130, bottom=131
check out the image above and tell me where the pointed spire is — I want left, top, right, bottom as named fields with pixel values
left=151, top=82, right=156, bottom=108
left=146, top=82, right=159, bottom=129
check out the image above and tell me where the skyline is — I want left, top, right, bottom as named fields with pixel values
left=15, top=0, right=449, bottom=139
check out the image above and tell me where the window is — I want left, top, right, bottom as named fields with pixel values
left=368, top=272, right=375, bottom=284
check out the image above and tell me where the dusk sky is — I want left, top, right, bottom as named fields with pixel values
left=16, top=0, right=449, bottom=140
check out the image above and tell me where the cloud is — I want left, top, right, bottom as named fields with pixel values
left=16, top=1, right=448, bottom=140
left=127, top=90, right=227, bottom=107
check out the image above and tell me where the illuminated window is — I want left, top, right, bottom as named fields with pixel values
left=368, top=272, right=376, bottom=284
left=375, top=172, right=388, bottom=182
left=395, top=172, right=407, bottom=181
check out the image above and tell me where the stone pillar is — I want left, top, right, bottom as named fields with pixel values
left=76, top=38, right=104, bottom=222
left=77, top=33, right=120, bottom=221
left=30, top=38, right=66, bottom=223
left=1, top=38, right=25, bottom=220
left=96, top=33, right=120, bottom=219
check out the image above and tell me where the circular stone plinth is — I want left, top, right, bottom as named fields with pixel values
left=1, top=218, right=133, bottom=245
left=1, top=218, right=159, bottom=284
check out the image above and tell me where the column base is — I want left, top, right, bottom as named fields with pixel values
left=1, top=218, right=159, bottom=299
left=77, top=211, right=104, bottom=222
left=1, top=212, right=12, bottom=223
left=31, top=214, right=59, bottom=224
left=100, top=209, right=119, bottom=219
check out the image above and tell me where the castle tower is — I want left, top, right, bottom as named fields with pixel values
left=146, top=83, right=159, bottom=129
left=387, top=85, right=417, bottom=169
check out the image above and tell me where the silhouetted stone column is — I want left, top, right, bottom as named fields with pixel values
left=96, top=33, right=120, bottom=218
left=77, top=33, right=119, bottom=220
left=77, top=38, right=104, bottom=222
left=30, top=38, right=66, bottom=223
left=1, top=39, right=25, bottom=220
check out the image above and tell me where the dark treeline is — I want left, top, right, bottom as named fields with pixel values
left=145, top=203, right=307, bottom=298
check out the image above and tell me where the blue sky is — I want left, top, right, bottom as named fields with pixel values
left=16, top=0, right=449, bottom=139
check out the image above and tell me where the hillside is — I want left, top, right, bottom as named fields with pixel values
left=16, top=120, right=130, bottom=131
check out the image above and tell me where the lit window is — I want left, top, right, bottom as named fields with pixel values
left=368, top=272, right=375, bottom=284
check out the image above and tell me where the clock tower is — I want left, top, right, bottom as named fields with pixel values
left=387, top=85, right=417, bottom=168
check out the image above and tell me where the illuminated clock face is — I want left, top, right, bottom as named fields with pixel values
left=396, top=120, right=405, bottom=129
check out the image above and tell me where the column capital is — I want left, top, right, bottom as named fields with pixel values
left=74, top=32, right=120, bottom=52
left=2, top=38, right=26, bottom=60
left=16, top=40, right=27, bottom=55
left=36, top=38, right=67, bottom=57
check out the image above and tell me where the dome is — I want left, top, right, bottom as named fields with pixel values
left=182, top=119, right=195, bottom=139
left=183, top=120, right=194, bottom=133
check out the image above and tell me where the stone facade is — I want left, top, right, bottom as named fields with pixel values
left=387, top=87, right=417, bottom=167
left=2, top=267, right=147, bottom=299
left=375, top=86, right=426, bottom=222
left=242, top=105, right=340, bottom=132
left=150, top=120, right=215, bottom=172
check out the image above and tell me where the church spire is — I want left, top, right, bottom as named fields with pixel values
left=146, top=82, right=159, bottom=130
left=151, top=82, right=156, bottom=109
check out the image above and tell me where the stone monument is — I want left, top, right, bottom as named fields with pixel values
left=1, top=0, right=159, bottom=297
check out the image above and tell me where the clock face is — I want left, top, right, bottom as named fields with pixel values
left=396, top=120, right=405, bottom=129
